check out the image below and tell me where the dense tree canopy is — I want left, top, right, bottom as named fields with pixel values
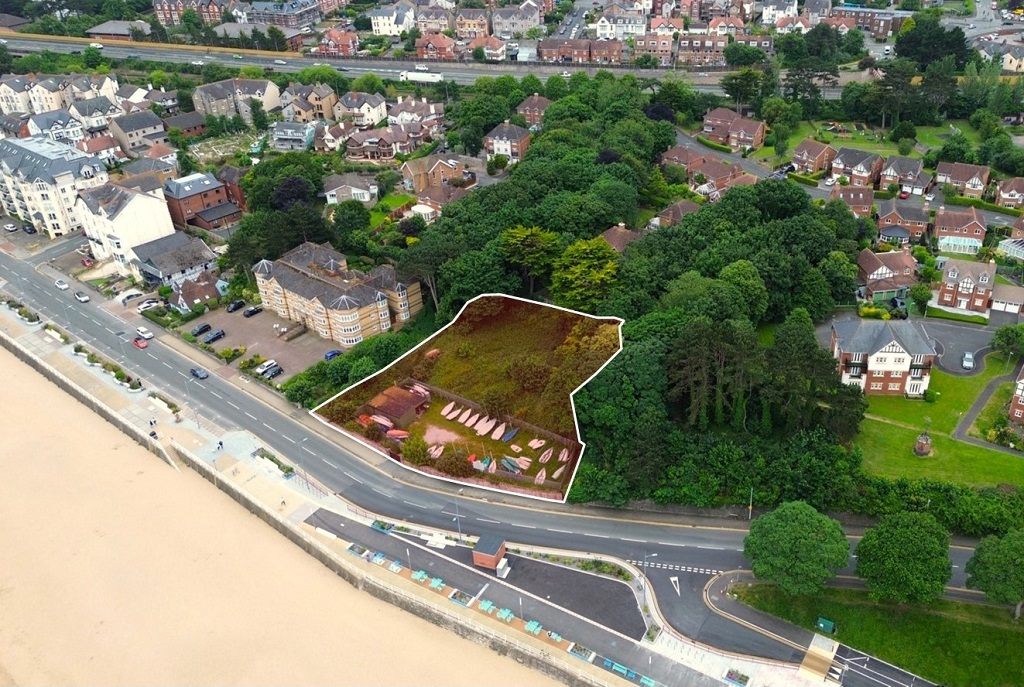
left=855, top=512, right=952, bottom=603
left=965, top=530, right=1024, bottom=619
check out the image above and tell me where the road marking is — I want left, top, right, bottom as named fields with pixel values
left=282, top=435, right=295, bottom=443
left=104, top=327, right=114, bottom=333
left=302, top=446, right=315, bottom=455
left=262, top=422, right=275, bottom=431
left=89, top=318, right=101, bottom=326
left=477, top=518, right=500, bottom=524
left=228, top=401, right=239, bottom=409
left=670, top=576, right=680, bottom=596
left=548, top=528, right=572, bottom=534
left=658, top=541, right=686, bottom=547
left=343, top=470, right=363, bottom=484
left=245, top=412, right=257, bottom=420
left=162, top=362, right=172, bottom=369
left=511, top=523, right=535, bottom=529
left=372, top=487, right=391, bottom=498
left=321, top=458, right=338, bottom=468
left=404, top=500, right=427, bottom=509
left=696, top=545, right=724, bottom=550
left=628, top=559, right=723, bottom=575
left=584, top=532, right=609, bottom=539
left=209, top=391, right=222, bottom=399
left=146, top=353, right=157, bottom=360
left=621, top=537, right=646, bottom=543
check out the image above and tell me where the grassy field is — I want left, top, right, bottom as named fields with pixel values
left=752, top=121, right=816, bottom=161
left=968, top=381, right=1015, bottom=440
left=369, top=193, right=415, bottom=228
left=925, top=307, right=989, bottom=325
left=855, top=419, right=1024, bottom=486
left=734, top=583, right=1024, bottom=687
left=866, top=353, right=1017, bottom=435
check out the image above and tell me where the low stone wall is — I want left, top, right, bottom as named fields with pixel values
left=170, top=440, right=621, bottom=687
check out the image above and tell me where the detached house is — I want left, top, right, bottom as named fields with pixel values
left=701, top=107, right=765, bottom=151
left=334, top=91, right=388, bottom=129
left=468, top=35, right=507, bottom=61
left=938, top=257, right=995, bottom=313
left=997, top=177, right=1024, bottom=208
left=830, top=147, right=882, bottom=187
left=858, top=247, right=917, bottom=303
left=651, top=198, right=701, bottom=229
left=775, top=15, right=811, bottom=33
left=400, top=154, right=465, bottom=194
left=316, top=28, right=360, bottom=57
left=876, top=199, right=929, bottom=244
left=880, top=155, right=931, bottom=195
left=1009, top=368, right=1024, bottom=423
left=162, top=172, right=242, bottom=230
left=368, top=1, right=416, bottom=36
left=346, top=124, right=424, bottom=160
left=593, top=5, right=648, bottom=40
left=936, top=161, right=990, bottom=199
left=830, top=319, right=936, bottom=397
left=761, top=0, right=798, bottom=25
left=484, top=120, right=531, bottom=163
left=193, top=78, right=281, bottom=126
left=416, top=32, right=458, bottom=60
left=830, top=186, right=874, bottom=219
left=108, top=110, right=168, bottom=155
left=661, top=145, right=706, bottom=170
left=516, top=93, right=551, bottom=127
left=708, top=16, right=744, bottom=35
left=323, top=173, right=379, bottom=206
left=933, top=206, right=986, bottom=255
left=791, top=138, right=835, bottom=174
left=600, top=222, right=642, bottom=254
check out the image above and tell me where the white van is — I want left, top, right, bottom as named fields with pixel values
left=414, top=64, right=429, bottom=71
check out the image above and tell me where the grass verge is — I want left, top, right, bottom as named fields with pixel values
left=969, top=382, right=1015, bottom=440
left=733, top=583, right=1024, bottom=687
left=925, top=307, right=988, bottom=325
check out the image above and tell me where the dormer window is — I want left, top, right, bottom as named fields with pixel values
left=981, top=273, right=990, bottom=284
left=949, top=269, right=958, bottom=279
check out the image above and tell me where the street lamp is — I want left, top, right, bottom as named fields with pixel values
left=642, top=552, right=658, bottom=610
left=453, top=488, right=464, bottom=544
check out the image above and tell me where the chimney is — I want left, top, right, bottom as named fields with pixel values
left=618, top=222, right=625, bottom=229
left=147, top=82, right=153, bottom=90
left=504, top=119, right=510, bottom=124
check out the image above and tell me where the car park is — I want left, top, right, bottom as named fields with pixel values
left=74, top=291, right=90, bottom=302
left=254, top=359, right=277, bottom=375
left=190, top=367, right=209, bottom=379
left=136, top=326, right=154, bottom=340
left=203, top=328, right=226, bottom=344
left=190, top=322, right=212, bottom=337
left=54, top=279, right=69, bottom=291
left=962, top=352, right=975, bottom=370
left=132, top=337, right=148, bottom=349
left=226, top=299, right=246, bottom=313
left=3, top=223, right=16, bottom=232
left=325, top=349, right=342, bottom=361
left=242, top=305, right=263, bottom=318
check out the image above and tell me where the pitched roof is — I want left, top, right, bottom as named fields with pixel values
left=133, top=231, right=217, bottom=276
left=657, top=199, right=701, bottom=226
left=661, top=146, right=705, bottom=167
left=0, top=136, right=105, bottom=184
left=936, top=161, right=990, bottom=184
left=323, top=172, right=375, bottom=193
left=793, top=138, right=833, bottom=160
left=163, top=111, right=206, bottom=130
left=857, top=247, right=916, bottom=279
left=217, top=165, right=246, bottom=185
left=832, top=319, right=934, bottom=356
left=338, top=90, right=386, bottom=109
left=834, top=147, right=881, bottom=169
left=78, top=182, right=142, bottom=220
left=122, top=157, right=175, bottom=176
left=601, top=223, right=642, bottom=253
left=934, top=205, right=984, bottom=229
left=112, top=109, right=163, bottom=133
left=401, top=153, right=459, bottom=177
left=876, top=198, right=929, bottom=223
left=882, top=155, right=922, bottom=177
left=486, top=120, right=530, bottom=140
left=993, top=282, right=1024, bottom=305
left=163, top=172, right=222, bottom=199
left=941, top=257, right=995, bottom=287
left=833, top=187, right=874, bottom=204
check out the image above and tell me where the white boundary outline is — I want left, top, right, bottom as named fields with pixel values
left=309, top=293, right=625, bottom=504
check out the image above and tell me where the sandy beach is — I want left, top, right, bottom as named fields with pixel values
left=0, top=344, right=559, bottom=687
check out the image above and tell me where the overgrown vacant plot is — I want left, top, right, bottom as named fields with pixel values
left=735, top=583, right=1024, bottom=687
left=969, top=382, right=1015, bottom=440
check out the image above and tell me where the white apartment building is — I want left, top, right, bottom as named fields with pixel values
left=0, top=136, right=108, bottom=238
left=76, top=177, right=175, bottom=276
left=0, top=75, right=33, bottom=115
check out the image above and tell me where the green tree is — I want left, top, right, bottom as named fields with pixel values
left=180, top=7, right=203, bottom=40
left=551, top=237, right=620, bottom=313
left=719, top=259, right=769, bottom=323
left=965, top=530, right=1024, bottom=619
left=896, top=138, right=915, bottom=156
left=855, top=511, right=952, bottom=604
left=401, top=432, right=431, bottom=466
left=992, top=323, right=1024, bottom=361
left=351, top=73, right=386, bottom=95
left=817, top=251, right=857, bottom=303
left=500, top=225, right=562, bottom=295
left=724, top=42, right=767, bottom=66
left=889, top=120, right=916, bottom=142
left=353, top=15, right=371, bottom=31
left=333, top=199, right=371, bottom=233
left=400, top=230, right=465, bottom=311
left=472, top=46, right=486, bottom=61
left=249, top=99, right=268, bottom=131
left=721, top=68, right=762, bottom=112
left=744, top=501, right=850, bottom=596
left=82, top=46, right=103, bottom=69
left=908, top=282, right=933, bottom=316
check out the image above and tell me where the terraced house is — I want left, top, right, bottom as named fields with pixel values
left=253, top=242, right=423, bottom=347
left=491, top=1, right=542, bottom=38
left=455, top=8, right=490, bottom=38
left=154, top=0, right=236, bottom=26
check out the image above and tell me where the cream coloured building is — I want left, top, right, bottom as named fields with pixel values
left=0, top=136, right=108, bottom=238
left=253, top=242, right=423, bottom=347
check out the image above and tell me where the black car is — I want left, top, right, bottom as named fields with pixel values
left=226, top=299, right=245, bottom=313
left=265, top=365, right=284, bottom=379
left=242, top=305, right=263, bottom=318
left=889, top=297, right=907, bottom=309
left=190, top=367, right=209, bottom=379
left=191, top=322, right=211, bottom=337
left=203, top=328, right=225, bottom=344
left=22, top=224, right=36, bottom=234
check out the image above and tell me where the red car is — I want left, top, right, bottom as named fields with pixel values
left=132, top=337, right=148, bottom=349
left=898, top=191, right=910, bottom=199
left=81, top=257, right=95, bottom=267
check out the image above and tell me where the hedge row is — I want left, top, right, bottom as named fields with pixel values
left=695, top=136, right=733, bottom=154
left=788, top=172, right=819, bottom=187
left=943, top=195, right=1023, bottom=217
left=874, top=191, right=896, bottom=200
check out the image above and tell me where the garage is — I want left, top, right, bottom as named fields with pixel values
left=992, top=283, right=1024, bottom=314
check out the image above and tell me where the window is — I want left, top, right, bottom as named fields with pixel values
left=873, top=370, right=884, bottom=377
left=876, top=357, right=887, bottom=364
left=891, top=371, right=903, bottom=378
left=870, top=382, right=883, bottom=390
left=850, top=352, right=864, bottom=363
left=339, top=312, right=358, bottom=322
left=1017, top=409, right=1023, bottom=419
left=889, top=383, right=902, bottom=390
left=980, top=273, right=989, bottom=283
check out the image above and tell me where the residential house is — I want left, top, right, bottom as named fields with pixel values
left=880, top=155, right=931, bottom=195
left=169, top=271, right=225, bottom=314
left=0, top=136, right=108, bottom=238
left=634, top=34, right=674, bottom=66
left=937, top=257, right=995, bottom=312
left=701, top=107, right=766, bottom=150
left=992, top=282, right=1024, bottom=314
left=829, top=6, right=911, bottom=40
left=537, top=38, right=593, bottom=63
left=28, top=77, right=69, bottom=117
left=76, top=135, right=126, bottom=165
left=85, top=19, right=152, bottom=41
left=334, top=91, right=388, bottom=128
left=0, top=13, right=30, bottom=29
left=484, top=120, right=530, bottom=163
left=491, top=1, right=542, bottom=38
left=690, top=156, right=743, bottom=199
left=0, top=114, right=28, bottom=140
left=217, top=165, right=248, bottom=212
left=154, top=0, right=236, bottom=26
left=775, top=15, right=812, bottom=33
left=345, top=124, right=424, bottom=160
left=997, top=177, right=1024, bottom=208
left=467, top=35, right=507, bottom=61
left=933, top=206, right=986, bottom=255
left=252, top=242, right=423, bottom=346
left=163, top=111, right=207, bottom=138
left=68, top=96, right=122, bottom=137
left=416, top=7, right=453, bottom=33
left=142, top=143, right=179, bottom=171
left=131, top=231, right=218, bottom=288
left=830, top=147, right=882, bottom=187
left=590, top=40, right=624, bottom=64
left=281, top=82, right=315, bottom=122
left=650, top=17, right=684, bottom=35
left=192, top=78, right=281, bottom=126
left=1009, top=368, right=1024, bottom=423
left=162, top=171, right=242, bottom=230
left=109, top=110, right=168, bottom=155
left=857, top=247, right=917, bottom=302
left=400, top=154, right=465, bottom=193
left=415, top=183, right=471, bottom=220
left=761, top=0, right=798, bottom=25
left=66, top=74, right=120, bottom=105
left=323, top=173, right=379, bottom=206
left=830, top=186, right=874, bottom=218
left=592, top=5, right=647, bottom=40
left=121, top=157, right=177, bottom=183
left=26, top=110, right=83, bottom=145
left=416, top=32, right=458, bottom=60
left=734, top=33, right=773, bottom=54
left=368, top=1, right=417, bottom=36
left=791, top=138, right=835, bottom=174
left=998, top=215, right=1024, bottom=261
left=388, top=96, right=445, bottom=131
left=661, top=145, right=706, bottom=170
left=830, top=319, right=935, bottom=396
left=650, top=198, right=701, bottom=229
left=876, top=199, right=929, bottom=244
left=820, top=16, right=857, bottom=33
left=516, top=92, right=551, bottom=127
left=213, top=22, right=304, bottom=51
left=315, top=28, right=360, bottom=57
left=708, top=16, right=744, bottom=35
left=114, top=84, right=179, bottom=116
left=76, top=177, right=175, bottom=277
left=600, top=222, right=642, bottom=254
left=245, top=0, right=322, bottom=28
left=935, top=161, right=990, bottom=199
left=803, top=0, right=832, bottom=24
left=0, top=75, right=33, bottom=116
left=314, top=121, right=355, bottom=152
left=455, top=8, right=490, bottom=38
left=270, top=120, right=316, bottom=151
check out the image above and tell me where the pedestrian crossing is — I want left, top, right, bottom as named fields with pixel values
left=627, top=560, right=723, bottom=575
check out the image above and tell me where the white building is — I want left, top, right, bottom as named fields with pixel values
left=369, top=1, right=416, bottom=36
left=761, top=0, right=799, bottom=25
left=0, top=75, right=33, bottom=115
left=0, top=136, right=108, bottom=238
left=592, top=5, right=647, bottom=40
left=76, top=176, right=175, bottom=276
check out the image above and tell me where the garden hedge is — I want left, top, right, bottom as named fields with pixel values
left=695, top=136, right=733, bottom=153
left=788, top=173, right=819, bottom=187
left=943, top=195, right=1023, bottom=217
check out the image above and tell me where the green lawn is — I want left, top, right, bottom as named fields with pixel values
left=996, top=274, right=1014, bottom=286
left=925, top=307, right=988, bottom=325
left=856, top=419, right=1024, bottom=486
left=752, top=121, right=816, bottom=161
left=916, top=120, right=981, bottom=148
left=369, top=193, right=415, bottom=228
left=968, top=381, right=1015, bottom=440
left=734, top=583, right=1024, bottom=687
left=866, top=352, right=1017, bottom=435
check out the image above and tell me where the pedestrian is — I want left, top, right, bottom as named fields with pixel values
left=280, top=498, right=286, bottom=508
left=217, top=440, right=223, bottom=450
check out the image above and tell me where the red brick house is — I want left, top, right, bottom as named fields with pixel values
left=831, top=186, right=874, bottom=218
left=416, top=33, right=457, bottom=60
left=830, top=319, right=936, bottom=397
left=590, top=40, right=623, bottom=64
left=516, top=93, right=551, bottom=127
left=661, top=146, right=706, bottom=170
left=537, top=39, right=592, bottom=63
left=652, top=199, right=701, bottom=228
left=316, top=28, right=360, bottom=57
left=858, top=247, right=918, bottom=302
left=701, top=107, right=766, bottom=151
left=217, top=165, right=248, bottom=212
left=791, top=138, right=836, bottom=174
left=938, top=258, right=995, bottom=313
left=163, top=171, right=241, bottom=229
left=936, top=162, right=990, bottom=199
left=634, top=34, right=675, bottom=66
left=1010, top=368, right=1024, bottom=423
left=163, top=111, right=206, bottom=138
left=933, top=206, right=986, bottom=255
left=997, top=177, right=1024, bottom=208
left=484, top=120, right=530, bottom=163
left=830, top=148, right=883, bottom=187
left=600, top=223, right=642, bottom=253
left=876, top=199, right=929, bottom=244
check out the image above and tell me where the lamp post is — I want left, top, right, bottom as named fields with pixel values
left=453, top=488, right=464, bottom=544
left=642, top=552, right=658, bottom=610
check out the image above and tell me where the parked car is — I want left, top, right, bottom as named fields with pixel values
left=22, top=224, right=36, bottom=234
left=190, top=367, right=209, bottom=379
left=263, top=364, right=284, bottom=379
left=3, top=223, right=16, bottom=232
left=81, top=257, right=95, bottom=268
left=924, top=193, right=935, bottom=201
left=889, top=297, right=907, bottom=309
left=119, top=289, right=144, bottom=305
left=74, top=291, right=90, bottom=303
left=54, top=279, right=69, bottom=291
left=132, top=337, right=148, bottom=349
left=962, top=352, right=975, bottom=370
left=136, top=326, right=154, bottom=340
left=325, top=349, right=343, bottom=361
left=190, top=322, right=212, bottom=337
left=136, top=298, right=160, bottom=313
left=242, top=305, right=263, bottom=318
left=254, top=359, right=277, bottom=375
left=203, top=328, right=225, bottom=344
left=226, top=299, right=246, bottom=313
left=898, top=191, right=910, bottom=199
left=824, top=178, right=836, bottom=186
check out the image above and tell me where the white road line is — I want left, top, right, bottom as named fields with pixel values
left=162, top=362, right=172, bottom=369
left=209, top=391, right=222, bottom=399
left=584, top=532, right=609, bottom=539
left=511, top=523, right=535, bottom=529
left=146, top=352, right=157, bottom=360
left=696, top=545, right=724, bottom=550
left=372, top=487, right=391, bottom=498
left=104, top=327, right=114, bottom=333
left=245, top=412, right=257, bottom=420
left=89, top=318, right=101, bottom=325
left=321, top=458, right=338, bottom=468
left=262, top=422, right=275, bottom=431
left=658, top=541, right=686, bottom=547
left=0, top=264, right=8, bottom=271
left=302, top=446, right=315, bottom=455
left=404, top=500, right=427, bottom=509
left=548, top=528, right=572, bottom=534
left=228, top=401, right=240, bottom=409
left=343, top=470, right=363, bottom=484
left=477, top=518, right=500, bottom=524
left=621, top=537, right=646, bottom=543
left=282, top=435, right=295, bottom=443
